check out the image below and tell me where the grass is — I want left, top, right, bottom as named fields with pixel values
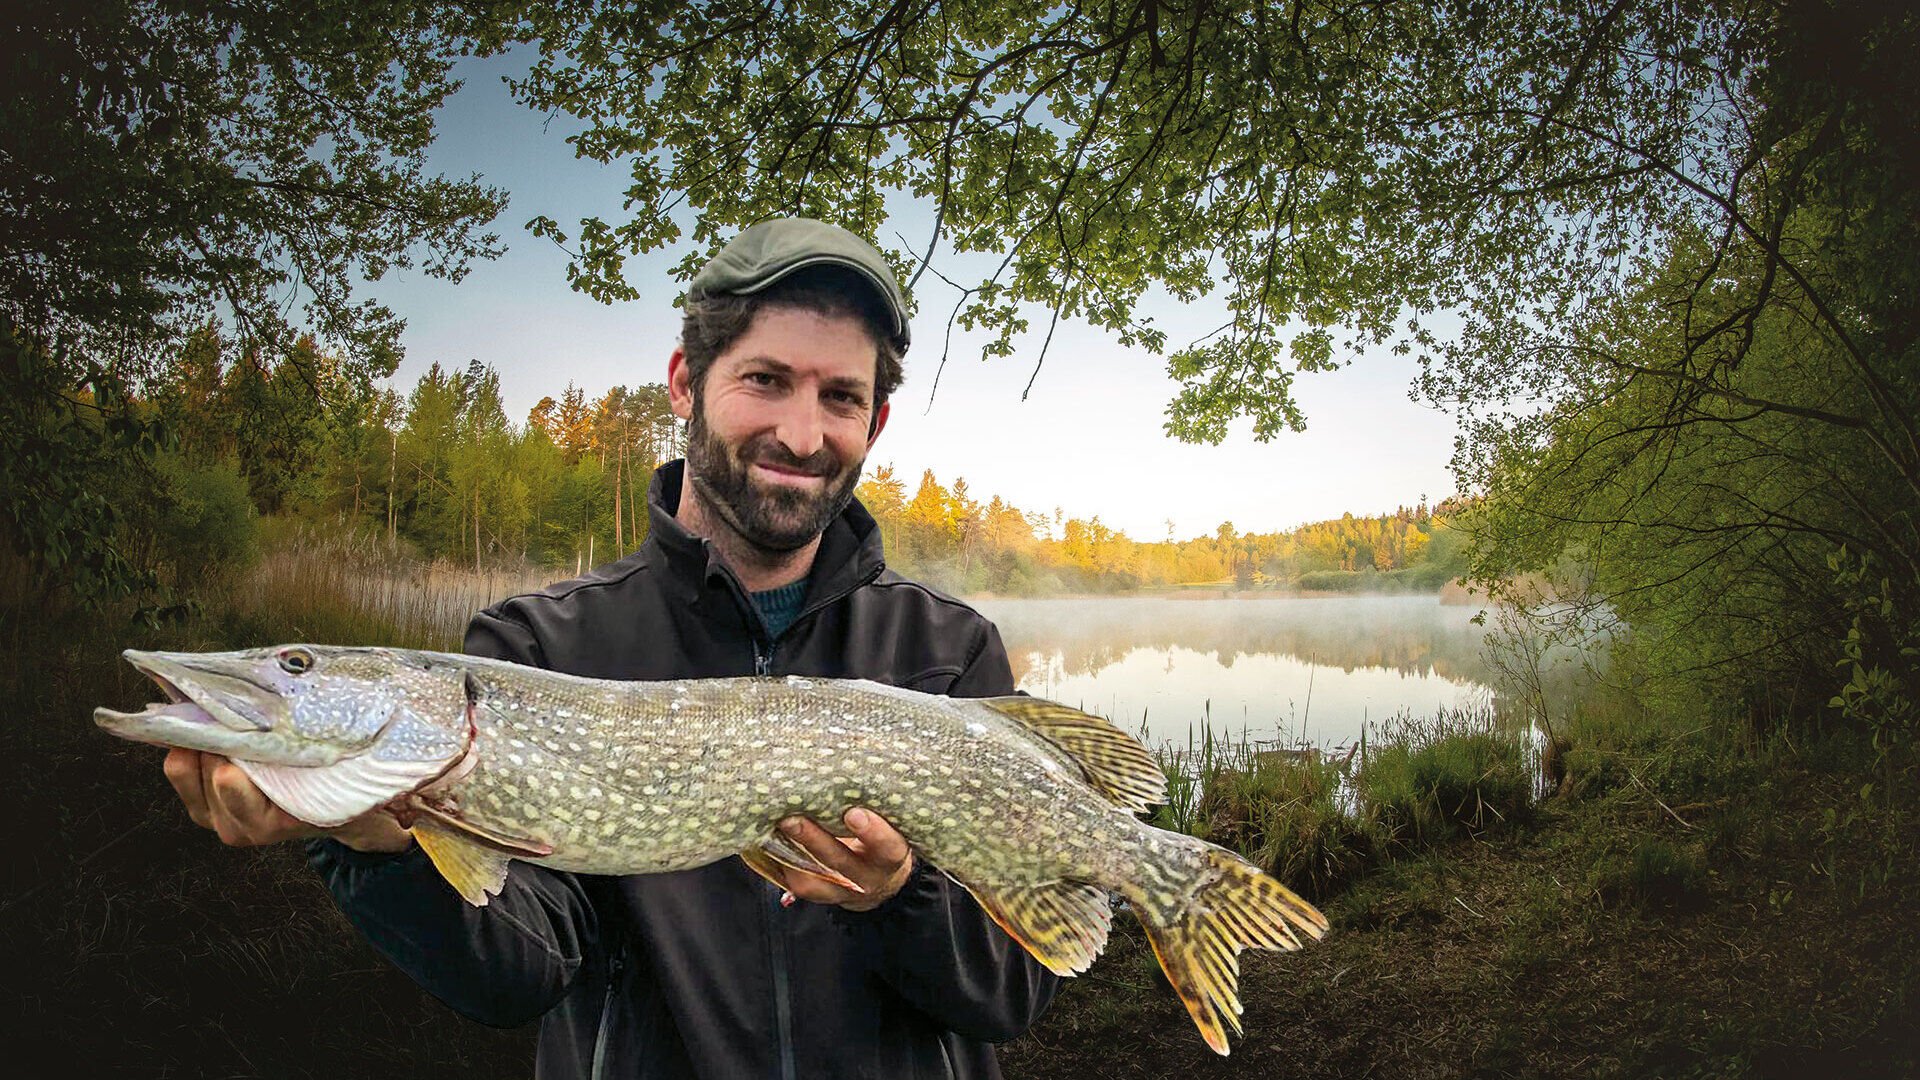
left=1356, top=708, right=1537, bottom=845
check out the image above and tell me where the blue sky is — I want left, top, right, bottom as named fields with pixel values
left=374, top=52, right=1463, bottom=541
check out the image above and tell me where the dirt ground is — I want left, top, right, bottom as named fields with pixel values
left=1000, top=753, right=1920, bottom=1079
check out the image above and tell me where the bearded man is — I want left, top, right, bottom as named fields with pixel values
left=161, top=218, right=1059, bottom=1078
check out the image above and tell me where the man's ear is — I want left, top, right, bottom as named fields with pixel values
left=866, top=399, right=890, bottom=448
left=668, top=349, right=694, bottom=421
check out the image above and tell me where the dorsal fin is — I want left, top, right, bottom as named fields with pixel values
left=978, top=697, right=1167, bottom=813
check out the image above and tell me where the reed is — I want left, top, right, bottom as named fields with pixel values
left=224, top=523, right=555, bottom=651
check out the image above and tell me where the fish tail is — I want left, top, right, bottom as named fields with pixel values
left=1127, top=846, right=1329, bottom=1055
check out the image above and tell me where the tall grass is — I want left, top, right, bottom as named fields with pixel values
left=1357, top=707, right=1537, bottom=844
left=1144, top=705, right=1540, bottom=899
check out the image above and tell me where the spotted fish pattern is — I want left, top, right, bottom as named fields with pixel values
left=96, top=645, right=1328, bottom=1053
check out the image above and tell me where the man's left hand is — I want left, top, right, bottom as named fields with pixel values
left=776, top=808, right=914, bottom=912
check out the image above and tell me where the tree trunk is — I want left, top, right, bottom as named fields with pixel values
left=387, top=429, right=397, bottom=551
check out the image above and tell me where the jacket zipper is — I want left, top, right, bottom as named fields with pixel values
left=766, top=888, right=797, bottom=1080
left=589, top=946, right=625, bottom=1080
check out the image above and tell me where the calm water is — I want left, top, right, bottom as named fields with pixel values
left=971, top=595, right=1496, bottom=748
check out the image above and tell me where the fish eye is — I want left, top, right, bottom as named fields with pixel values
left=278, top=647, right=315, bottom=675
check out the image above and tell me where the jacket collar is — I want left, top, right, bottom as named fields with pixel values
left=644, top=459, right=886, bottom=611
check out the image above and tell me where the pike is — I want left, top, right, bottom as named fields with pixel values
left=96, top=644, right=1327, bottom=1053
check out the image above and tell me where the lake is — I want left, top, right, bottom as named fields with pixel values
left=971, top=594, right=1497, bottom=749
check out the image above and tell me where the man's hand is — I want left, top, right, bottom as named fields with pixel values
left=162, top=748, right=413, bottom=854
left=774, top=808, right=915, bottom=912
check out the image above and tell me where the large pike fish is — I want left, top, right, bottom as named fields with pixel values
left=95, top=645, right=1327, bottom=1053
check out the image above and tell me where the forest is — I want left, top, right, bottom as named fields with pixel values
left=86, top=324, right=1468, bottom=597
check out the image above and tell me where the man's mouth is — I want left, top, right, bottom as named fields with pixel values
left=751, top=459, right=831, bottom=484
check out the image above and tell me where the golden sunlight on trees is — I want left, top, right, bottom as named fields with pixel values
left=856, top=469, right=1465, bottom=596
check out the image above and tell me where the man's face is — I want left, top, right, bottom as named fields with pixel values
left=670, top=306, right=890, bottom=553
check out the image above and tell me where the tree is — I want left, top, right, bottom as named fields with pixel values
left=508, top=0, right=1834, bottom=442
left=1, top=0, right=512, bottom=599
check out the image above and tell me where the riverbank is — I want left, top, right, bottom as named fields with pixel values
left=1003, top=719, right=1920, bottom=1077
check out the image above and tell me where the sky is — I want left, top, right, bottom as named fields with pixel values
left=373, top=53, right=1463, bottom=542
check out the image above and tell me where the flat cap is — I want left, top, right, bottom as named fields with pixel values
left=690, top=218, right=910, bottom=350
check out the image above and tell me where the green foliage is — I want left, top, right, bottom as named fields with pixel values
left=2, top=0, right=510, bottom=373
left=1, top=0, right=512, bottom=601
left=508, top=0, right=1828, bottom=452
left=146, top=452, right=258, bottom=585
left=0, top=316, right=160, bottom=602
left=1454, top=6, right=1920, bottom=739
left=1827, top=549, right=1920, bottom=758
left=1356, top=710, right=1536, bottom=844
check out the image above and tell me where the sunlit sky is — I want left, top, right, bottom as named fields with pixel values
left=375, top=53, right=1463, bottom=542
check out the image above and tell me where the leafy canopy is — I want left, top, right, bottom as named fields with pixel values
left=514, top=0, right=1752, bottom=442
left=0, top=0, right=515, bottom=600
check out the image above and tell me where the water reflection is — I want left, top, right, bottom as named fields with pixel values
left=972, top=595, right=1495, bottom=747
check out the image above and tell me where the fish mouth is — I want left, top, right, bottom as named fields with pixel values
left=93, top=650, right=277, bottom=750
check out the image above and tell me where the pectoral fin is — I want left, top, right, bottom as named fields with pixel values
left=738, top=831, right=865, bottom=893
left=405, top=797, right=551, bottom=907
left=411, top=817, right=513, bottom=906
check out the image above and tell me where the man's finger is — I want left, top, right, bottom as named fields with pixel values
left=842, top=807, right=910, bottom=868
left=162, top=748, right=212, bottom=829
left=209, top=758, right=310, bottom=846
left=211, top=759, right=268, bottom=824
left=779, top=816, right=864, bottom=883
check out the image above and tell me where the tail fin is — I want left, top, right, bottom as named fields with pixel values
left=1130, top=847, right=1329, bottom=1055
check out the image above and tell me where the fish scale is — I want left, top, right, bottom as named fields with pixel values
left=95, top=644, right=1328, bottom=1054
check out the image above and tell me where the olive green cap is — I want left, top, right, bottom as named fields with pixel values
left=690, top=218, right=910, bottom=350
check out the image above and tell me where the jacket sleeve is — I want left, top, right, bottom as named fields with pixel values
left=306, top=604, right=603, bottom=1027
left=853, top=620, right=1061, bottom=1041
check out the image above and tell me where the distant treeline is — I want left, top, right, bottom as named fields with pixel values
left=99, top=326, right=679, bottom=586
left=858, top=467, right=1468, bottom=596
left=73, top=325, right=1463, bottom=597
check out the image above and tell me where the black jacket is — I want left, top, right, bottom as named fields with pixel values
left=310, top=461, right=1058, bottom=1079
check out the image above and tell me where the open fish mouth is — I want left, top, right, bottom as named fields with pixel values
left=93, top=650, right=274, bottom=744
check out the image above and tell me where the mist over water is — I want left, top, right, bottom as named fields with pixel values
left=971, top=595, right=1496, bottom=748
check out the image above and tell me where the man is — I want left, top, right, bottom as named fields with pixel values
left=161, top=218, right=1059, bottom=1078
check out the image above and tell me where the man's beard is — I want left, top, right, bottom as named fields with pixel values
left=684, top=411, right=864, bottom=553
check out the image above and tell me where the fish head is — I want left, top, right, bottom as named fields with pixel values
left=94, top=645, right=471, bottom=770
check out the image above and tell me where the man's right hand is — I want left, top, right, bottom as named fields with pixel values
left=162, top=748, right=414, bottom=854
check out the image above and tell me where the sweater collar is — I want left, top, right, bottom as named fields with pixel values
left=644, top=459, right=886, bottom=610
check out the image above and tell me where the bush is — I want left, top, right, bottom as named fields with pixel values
left=152, top=452, right=258, bottom=583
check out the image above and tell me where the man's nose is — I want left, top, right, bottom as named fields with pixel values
left=773, top=399, right=826, bottom=459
